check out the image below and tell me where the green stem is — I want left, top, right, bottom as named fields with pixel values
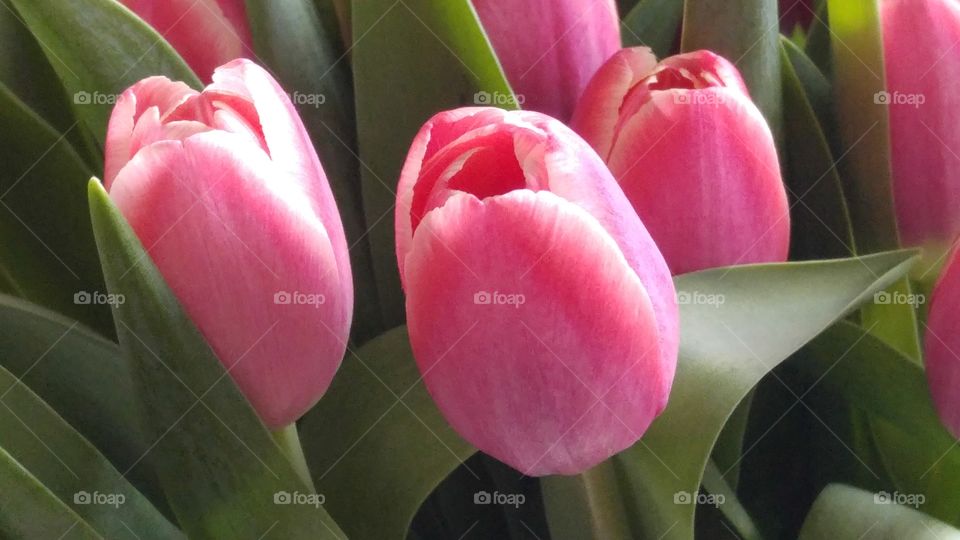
left=272, top=423, right=315, bottom=491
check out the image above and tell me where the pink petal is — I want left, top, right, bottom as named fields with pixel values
left=926, top=247, right=960, bottom=439
left=405, top=190, right=667, bottom=475
left=108, top=132, right=352, bottom=428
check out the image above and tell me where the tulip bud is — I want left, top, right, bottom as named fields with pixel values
left=104, top=60, right=353, bottom=429
left=470, top=0, right=621, bottom=121
left=881, top=0, right=960, bottom=246
left=395, top=107, right=678, bottom=476
left=119, top=0, right=252, bottom=80
left=571, top=48, right=790, bottom=275
left=925, top=247, right=960, bottom=439
left=781, top=0, right=815, bottom=33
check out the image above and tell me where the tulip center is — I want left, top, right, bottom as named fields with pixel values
left=410, top=130, right=530, bottom=234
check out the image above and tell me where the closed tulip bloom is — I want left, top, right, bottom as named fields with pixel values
left=104, top=60, right=353, bottom=429
left=882, top=0, right=960, bottom=246
left=470, top=0, right=620, bottom=121
left=571, top=48, right=790, bottom=275
left=395, top=107, right=678, bottom=476
left=120, top=0, right=252, bottom=80
left=780, top=0, right=815, bottom=33
left=925, top=247, right=960, bottom=439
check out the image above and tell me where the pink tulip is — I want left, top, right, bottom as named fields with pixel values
left=882, top=0, right=960, bottom=246
left=571, top=48, right=790, bottom=275
left=780, top=0, right=815, bottom=33
left=395, top=107, right=678, bottom=476
left=104, top=60, right=353, bottom=429
left=120, top=0, right=252, bottom=81
left=925, top=247, right=960, bottom=439
left=470, top=0, right=621, bottom=122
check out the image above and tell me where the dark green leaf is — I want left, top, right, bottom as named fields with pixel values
left=301, top=326, right=475, bottom=540
left=87, top=180, right=344, bottom=539
left=621, top=0, right=684, bottom=58
left=614, top=250, right=918, bottom=539
left=352, top=0, right=514, bottom=328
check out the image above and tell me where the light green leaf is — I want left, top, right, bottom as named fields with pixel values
left=614, top=250, right=918, bottom=539
left=799, top=484, right=960, bottom=539
left=0, top=446, right=102, bottom=540
left=87, top=180, right=344, bottom=539
left=0, top=363, right=181, bottom=538
left=352, top=0, right=514, bottom=328
left=621, top=0, right=684, bottom=57
left=301, top=326, right=475, bottom=540
left=682, top=0, right=782, bottom=139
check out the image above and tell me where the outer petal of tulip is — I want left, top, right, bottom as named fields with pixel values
left=396, top=107, right=677, bottom=475
left=470, top=0, right=621, bottom=121
left=105, top=60, right=352, bottom=429
left=119, top=0, right=252, bottom=80
left=882, top=0, right=960, bottom=246
left=925, top=247, right=960, bottom=439
left=572, top=48, right=790, bottom=275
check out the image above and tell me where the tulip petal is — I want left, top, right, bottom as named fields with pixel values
left=926, top=248, right=960, bottom=440
left=404, top=190, right=667, bottom=476
left=606, top=88, right=791, bottom=274
left=108, top=131, right=351, bottom=429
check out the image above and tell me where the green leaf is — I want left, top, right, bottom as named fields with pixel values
left=799, top=484, right=960, bottom=539
left=87, top=180, right=345, bottom=539
left=0, top=446, right=102, bottom=540
left=352, top=0, right=514, bottom=328
left=6, top=0, right=200, bottom=149
left=0, top=81, right=112, bottom=336
left=780, top=37, right=856, bottom=260
left=0, top=363, right=181, bottom=538
left=245, top=0, right=382, bottom=342
left=301, top=326, right=475, bottom=540
left=613, top=250, right=918, bottom=539
left=0, top=294, right=164, bottom=504
left=621, top=0, right=684, bottom=58
left=681, top=0, right=782, bottom=139
left=700, top=460, right=762, bottom=540
left=799, top=321, right=960, bottom=525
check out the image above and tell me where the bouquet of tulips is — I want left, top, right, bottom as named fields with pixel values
left=1, top=0, right=959, bottom=538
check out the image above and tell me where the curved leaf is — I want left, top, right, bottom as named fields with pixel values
left=87, top=180, right=345, bottom=539
left=0, top=363, right=181, bottom=538
left=352, top=0, right=514, bottom=328
left=301, top=326, right=475, bottom=540
left=614, top=250, right=918, bottom=539
left=0, top=446, right=102, bottom=540
left=799, top=484, right=960, bottom=539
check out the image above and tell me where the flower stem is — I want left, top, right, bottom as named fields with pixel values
left=272, top=423, right=315, bottom=491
